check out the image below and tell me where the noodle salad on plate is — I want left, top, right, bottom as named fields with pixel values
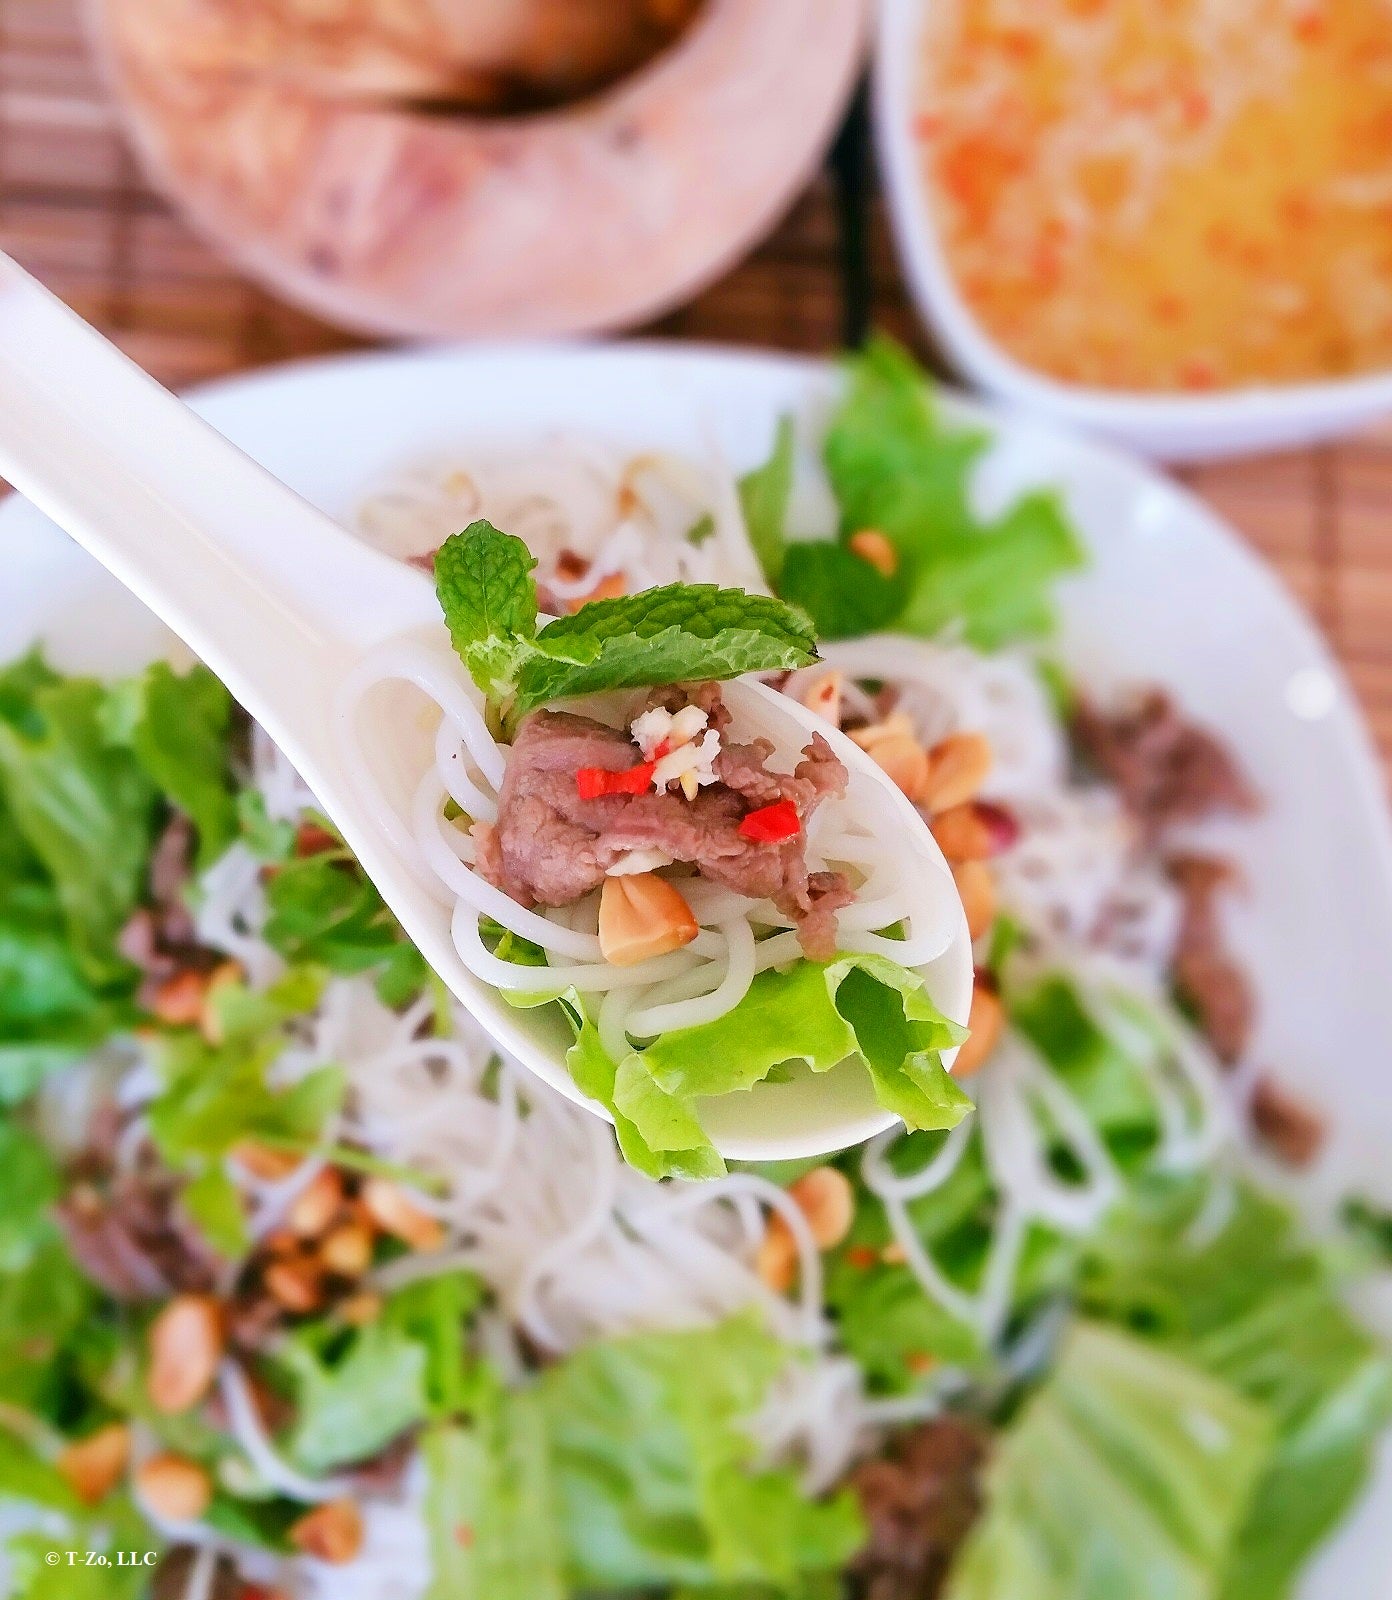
left=0, top=340, right=1388, bottom=1600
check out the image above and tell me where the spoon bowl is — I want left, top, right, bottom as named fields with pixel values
left=0, top=254, right=973, bottom=1159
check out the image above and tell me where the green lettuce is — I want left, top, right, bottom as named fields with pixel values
left=615, top=953, right=969, bottom=1180
left=0, top=662, right=157, bottom=985
left=280, top=1319, right=430, bottom=1476
left=421, top=1317, right=862, bottom=1600
left=261, top=839, right=428, bottom=1006
left=945, top=1322, right=1272, bottom=1600
left=775, top=338, right=1085, bottom=647
left=499, top=942, right=969, bottom=1183
left=1081, top=1180, right=1392, bottom=1600
left=100, top=661, right=237, bottom=865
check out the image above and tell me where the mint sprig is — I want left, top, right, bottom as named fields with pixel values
left=434, top=522, right=819, bottom=732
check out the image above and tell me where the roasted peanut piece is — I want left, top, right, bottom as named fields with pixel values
left=135, top=1454, right=212, bottom=1522
left=598, top=872, right=699, bottom=966
left=848, top=528, right=898, bottom=577
left=147, top=1294, right=223, bottom=1414
left=321, top=1220, right=374, bottom=1278
left=150, top=970, right=209, bottom=1027
left=756, top=1213, right=798, bottom=1293
left=952, top=981, right=1004, bottom=1078
left=361, top=1177, right=446, bottom=1252
left=849, top=712, right=915, bottom=751
left=290, top=1499, right=365, bottom=1564
left=930, top=801, right=1018, bottom=862
left=263, top=1257, right=325, bottom=1314
left=337, top=1291, right=383, bottom=1327
left=568, top=572, right=627, bottom=611
left=231, top=1140, right=300, bottom=1182
left=865, top=733, right=931, bottom=803
left=287, top=1168, right=345, bottom=1238
left=788, top=1166, right=855, bottom=1250
left=952, top=859, right=998, bottom=942
left=799, top=669, right=843, bottom=727
left=57, top=1423, right=130, bottom=1505
left=199, top=960, right=246, bottom=1044
left=923, top=733, right=993, bottom=814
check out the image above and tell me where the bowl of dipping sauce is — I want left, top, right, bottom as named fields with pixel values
left=876, top=0, right=1392, bottom=460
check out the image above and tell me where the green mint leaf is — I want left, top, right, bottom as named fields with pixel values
left=737, top=413, right=796, bottom=585
left=511, top=584, right=819, bottom=724
left=434, top=522, right=543, bottom=705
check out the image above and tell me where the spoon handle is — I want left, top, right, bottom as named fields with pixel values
left=0, top=254, right=430, bottom=739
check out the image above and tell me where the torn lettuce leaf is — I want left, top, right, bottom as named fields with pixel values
left=421, top=1317, right=861, bottom=1600
left=280, top=1318, right=430, bottom=1476
left=737, top=412, right=797, bottom=587
left=1081, top=1179, right=1392, bottom=1600
left=0, top=664, right=157, bottom=985
left=501, top=938, right=968, bottom=1183
left=613, top=952, right=970, bottom=1179
left=775, top=338, right=1085, bottom=648
left=944, top=1321, right=1272, bottom=1600
left=100, top=661, right=238, bottom=865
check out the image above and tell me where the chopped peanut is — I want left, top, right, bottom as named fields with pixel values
left=881, top=1241, right=908, bottom=1266
left=232, top=1140, right=300, bottom=1182
left=360, top=1178, right=446, bottom=1252
left=135, top=1454, right=212, bottom=1522
left=199, top=960, right=245, bottom=1044
left=263, top=1256, right=325, bottom=1314
left=923, top=733, right=993, bottom=814
left=849, top=711, right=916, bottom=751
left=598, top=872, right=699, bottom=966
left=321, top=1220, right=374, bottom=1278
left=338, top=1291, right=383, bottom=1327
left=865, top=733, right=932, bottom=803
left=287, top=1168, right=345, bottom=1238
left=930, top=800, right=1018, bottom=862
left=150, top=970, right=209, bottom=1027
left=848, top=528, right=898, bottom=577
left=147, top=1294, right=223, bottom=1414
left=567, top=572, right=627, bottom=611
left=952, top=859, right=997, bottom=942
left=952, top=980, right=1004, bottom=1078
left=755, top=1213, right=798, bottom=1293
left=289, top=1499, right=365, bottom=1564
left=799, top=670, right=843, bottom=726
left=57, top=1423, right=130, bottom=1506
left=787, top=1166, right=855, bottom=1250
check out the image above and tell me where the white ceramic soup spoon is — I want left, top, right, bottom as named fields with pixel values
left=0, top=253, right=973, bottom=1160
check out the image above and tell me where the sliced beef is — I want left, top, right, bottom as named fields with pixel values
left=1073, top=688, right=1256, bottom=838
left=848, top=1416, right=991, bottom=1600
left=1167, top=854, right=1254, bottom=1065
left=57, top=1153, right=221, bottom=1302
left=118, top=813, right=221, bottom=1010
left=1250, top=1074, right=1327, bottom=1166
left=481, top=685, right=851, bottom=958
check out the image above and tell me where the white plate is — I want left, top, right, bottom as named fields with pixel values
left=874, top=0, right=1392, bottom=462
left=3, top=343, right=1391, bottom=1589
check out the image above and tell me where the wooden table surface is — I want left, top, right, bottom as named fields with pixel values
left=3, top=0, right=1391, bottom=784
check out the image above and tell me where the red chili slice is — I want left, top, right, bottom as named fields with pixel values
left=576, top=761, right=655, bottom=800
left=738, top=798, right=801, bottom=842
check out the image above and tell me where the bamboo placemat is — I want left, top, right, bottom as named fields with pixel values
left=3, top=0, right=1390, bottom=783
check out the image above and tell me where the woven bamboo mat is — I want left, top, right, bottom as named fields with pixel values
left=3, top=0, right=1391, bottom=782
